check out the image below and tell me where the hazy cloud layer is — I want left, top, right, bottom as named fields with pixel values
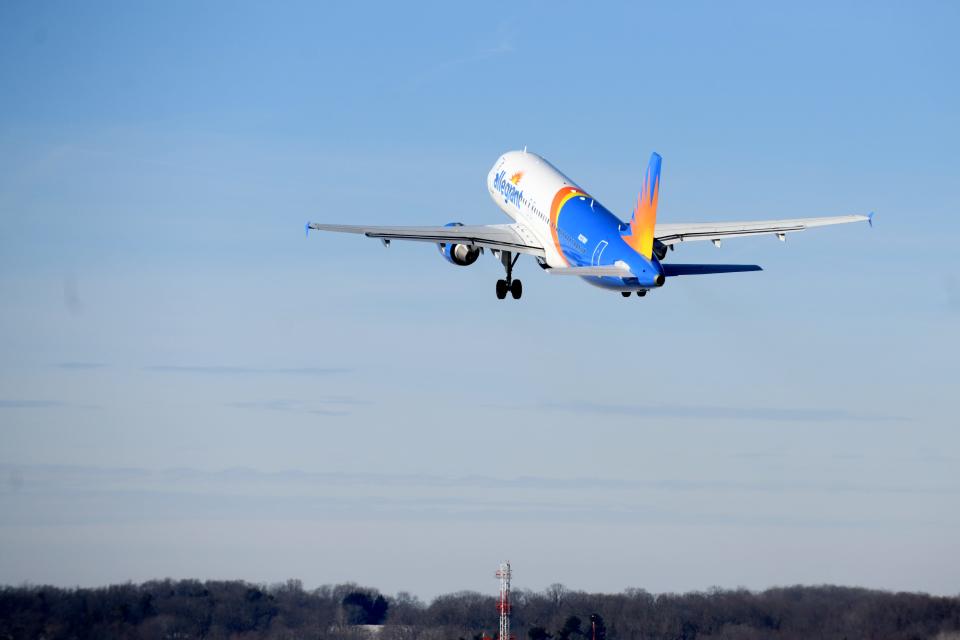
left=3, top=463, right=957, bottom=511
left=1, top=1, right=958, bottom=598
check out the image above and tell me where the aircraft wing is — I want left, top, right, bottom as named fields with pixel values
left=654, top=213, right=871, bottom=246
left=306, top=222, right=545, bottom=257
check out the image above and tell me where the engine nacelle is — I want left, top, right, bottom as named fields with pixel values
left=437, top=222, right=481, bottom=266
left=653, top=239, right=669, bottom=261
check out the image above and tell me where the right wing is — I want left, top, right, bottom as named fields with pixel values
left=306, top=222, right=544, bottom=256
left=655, top=214, right=871, bottom=246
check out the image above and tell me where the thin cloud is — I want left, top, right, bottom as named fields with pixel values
left=57, top=362, right=107, bottom=370
left=0, top=399, right=99, bottom=409
left=2, top=463, right=956, bottom=529
left=539, top=401, right=904, bottom=423
left=0, top=400, right=67, bottom=409
left=7, top=464, right=952, bottom=498
left=227, top=398, right=367, bottom=417
left=728, top=451, right=788, bottom=460
left=406, top=42, right=514, bottom=89
left=143, top=365, right=350, bottom=376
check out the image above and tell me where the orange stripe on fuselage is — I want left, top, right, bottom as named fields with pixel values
left=549, top=186, right=585, bottom=266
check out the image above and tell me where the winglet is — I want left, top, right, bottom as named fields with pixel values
left=868, top=211, right=875, bottom=228
left=305, top=222, right=311, bottom=238
left=623, top=152, right=662, bottom=259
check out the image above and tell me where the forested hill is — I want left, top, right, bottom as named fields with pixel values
left=2, top=579, right=959, bottom=640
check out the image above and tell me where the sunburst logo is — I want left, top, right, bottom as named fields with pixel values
left=493, top=171, right=524, bottom=207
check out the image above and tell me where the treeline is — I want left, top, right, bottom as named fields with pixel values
left=2, top=579, right=959, bottom=640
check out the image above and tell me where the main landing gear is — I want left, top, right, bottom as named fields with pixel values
left=495, top=251, right=522, bottom=300
left=621, top=290, right=647, bottom=298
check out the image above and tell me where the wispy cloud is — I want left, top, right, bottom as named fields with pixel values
left=728, top=450, right=788, bottom=460
left=4, top=464, right=954, bottom=498
left=143, top=365, right=350, bottom=376
left=406, top=42, right=514, bottom=89
left=538, top=401, right=904, bottom=423
left=57, top=362, right=107, bottom=370
left=2, top=463, right=956, bottom=529
left=227, top=397, right=369, bottom=417
left=0, top=400, right=66, bottom=409
left=0, top=399, right=99, bottom=410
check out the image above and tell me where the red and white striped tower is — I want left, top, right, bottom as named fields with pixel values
left=495, top=561, right=513, bottom=640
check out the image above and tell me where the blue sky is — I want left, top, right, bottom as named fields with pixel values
left=1, top=1, right=958, bottom=597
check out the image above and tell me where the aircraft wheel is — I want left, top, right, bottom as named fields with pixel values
left=636, top=290, right=647, bottom=297
left=621, top=291, right=631, bottom=298
left=510, top=279, right=523, bottom=300
left=496, top=279, right=508, bottom=300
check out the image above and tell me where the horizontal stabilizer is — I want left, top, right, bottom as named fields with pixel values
left=663, top=263, right=762, bottom=276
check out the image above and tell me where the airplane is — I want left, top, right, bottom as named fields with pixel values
left=306, top=150, right=871, bottom=300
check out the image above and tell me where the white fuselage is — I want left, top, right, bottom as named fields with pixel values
left=486, top=151, right=586, bottom=269
left=484, top=151, right=664, bottom=291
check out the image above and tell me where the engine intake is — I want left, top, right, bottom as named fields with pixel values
left=437, top=222, right=481, bottom=266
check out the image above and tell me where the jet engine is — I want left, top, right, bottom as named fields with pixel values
left=437, top=222, right=481, bottom=266
left=653, top=239, right=669, bottom=261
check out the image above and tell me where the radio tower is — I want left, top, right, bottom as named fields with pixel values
left=495, top=561, right=513, bottom=640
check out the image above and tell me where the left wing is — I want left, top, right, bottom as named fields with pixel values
left=655, top=213, right=871, bottom=246
left=306, top=222, right=544, bottom=256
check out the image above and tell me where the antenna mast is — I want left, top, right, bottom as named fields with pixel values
left=495, top=561, right=513, bottom=640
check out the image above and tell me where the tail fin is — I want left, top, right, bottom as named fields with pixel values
left=623, top=152, right=661, bottom=259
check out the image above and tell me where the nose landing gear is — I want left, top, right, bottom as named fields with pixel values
left=495, top=251, right=522, bottom=300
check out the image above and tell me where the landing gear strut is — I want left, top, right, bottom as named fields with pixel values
left=496, top=251, right=522, bottom=300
